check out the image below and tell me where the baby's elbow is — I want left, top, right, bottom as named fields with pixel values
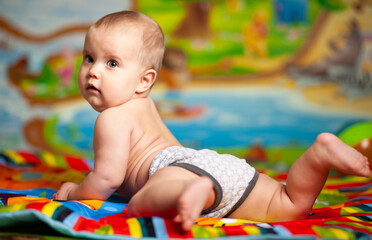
left=91, top=171, right=124, bottom=194
left=105, top=176, right=124, bottom=191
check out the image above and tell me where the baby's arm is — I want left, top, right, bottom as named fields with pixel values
left=54, top=109, right=130, bottom=200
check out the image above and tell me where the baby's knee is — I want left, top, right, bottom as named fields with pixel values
left=276, top=190, right=311, bottom=220
left=266, top=185, right=311, bottom=221
left=126, top=191, right=148, bottom=217
left=126, top=197, right=140, bottom=217
left=285, top=205, right=312, bottom=221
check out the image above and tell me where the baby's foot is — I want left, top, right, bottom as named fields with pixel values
left=314, top=133, right=370, bottom=177
left=174, top=177, right=213, bottom=231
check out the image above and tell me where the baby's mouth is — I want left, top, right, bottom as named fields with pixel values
left=87, top=85, right=100, bottom=93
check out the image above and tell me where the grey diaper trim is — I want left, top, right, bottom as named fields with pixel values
left=223, top=171, right=259, bottom=217
left=169, top=162, right=223, bottom=215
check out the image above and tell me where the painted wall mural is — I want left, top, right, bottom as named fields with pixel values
left=0, top=0, right=371, bottom=165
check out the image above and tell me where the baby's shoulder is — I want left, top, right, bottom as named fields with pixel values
left=95, top=105, right=132, bottom=126
left=99, top=99, right=151, bottom=122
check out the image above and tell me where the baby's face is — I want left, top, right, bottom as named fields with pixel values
left=78, top=25, right=144, bottom=112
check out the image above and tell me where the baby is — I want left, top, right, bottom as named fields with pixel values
left=54, top=10, right=370, bottom=231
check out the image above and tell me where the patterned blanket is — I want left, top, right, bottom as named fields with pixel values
left=1, top=150, right=372, bottom=239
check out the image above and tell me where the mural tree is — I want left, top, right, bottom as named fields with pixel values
left=171, top=1, right=215, bottom=40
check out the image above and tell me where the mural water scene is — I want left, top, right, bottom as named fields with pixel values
left=48, top=87, right=371, bottom=155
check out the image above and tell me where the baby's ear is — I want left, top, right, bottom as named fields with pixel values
left=136, top=69, right=156, bottom=94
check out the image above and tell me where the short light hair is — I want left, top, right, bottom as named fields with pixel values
left=94, top=11, right=165, bottom=74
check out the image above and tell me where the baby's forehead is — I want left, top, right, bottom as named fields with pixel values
left=85, top=24, right=143, bottom=57
left=91, top=23, right=145, bottom=44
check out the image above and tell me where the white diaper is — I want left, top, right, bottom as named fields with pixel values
left=149, top=146, right=258, bottom=218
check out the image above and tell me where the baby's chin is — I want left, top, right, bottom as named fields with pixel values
left=91, top=105, right=106, bottom=112
left=88, top=98, right=131, bottom=112
left=86, top=100, right=106, bottom=112
left=81, top=96, right=105, bottom=112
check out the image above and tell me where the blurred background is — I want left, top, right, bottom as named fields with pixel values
left=0, top=0, right=371, bottom=167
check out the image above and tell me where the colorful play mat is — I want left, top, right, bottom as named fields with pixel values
left=1, top=148, right=372, bottom=239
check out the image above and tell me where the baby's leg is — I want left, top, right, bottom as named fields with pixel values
left=174, top=177, right=214, bottom=230
left=126, top=166, right=214, bottom=231
left=268, top=133, right=370, bottom=220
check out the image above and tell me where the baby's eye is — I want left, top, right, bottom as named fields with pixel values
left=85, top=55, right=93, bottom=63
left=107, top=60, right=117, bottom=68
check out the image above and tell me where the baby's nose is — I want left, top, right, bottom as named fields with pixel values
left=88, top=64, right=101, bottom=79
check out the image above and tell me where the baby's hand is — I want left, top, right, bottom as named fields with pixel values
left=53, top=182, right=79, bottom=200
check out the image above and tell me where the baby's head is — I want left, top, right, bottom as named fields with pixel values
left=92, top=11, right=165, bottom=74
left=78, top=11, right=165, bottom=112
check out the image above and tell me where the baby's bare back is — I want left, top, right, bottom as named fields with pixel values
left=115, top=97, right=181, bottom=199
